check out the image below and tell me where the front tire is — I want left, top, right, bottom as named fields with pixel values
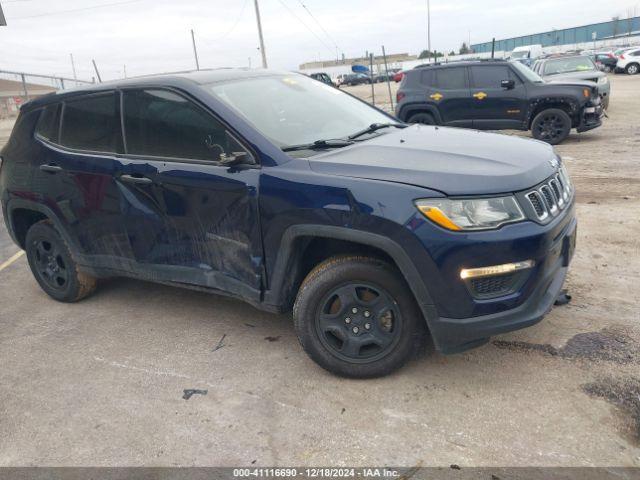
left=293, top=256, right=424, bottom=378
left=407, top=112, right=436, bottom=125
left=25, top=220, right=97, bottom=302
left=531, top=108, right=571, bottom=145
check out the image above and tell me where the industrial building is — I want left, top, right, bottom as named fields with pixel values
left=471, top=16, right=640, bottom=53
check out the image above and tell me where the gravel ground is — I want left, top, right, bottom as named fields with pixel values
left=0, top=74, right=639, bottom=467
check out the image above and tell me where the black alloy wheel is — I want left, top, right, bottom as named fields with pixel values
left=25, top=220, right=97, bottom=302
left=531, top=108, right=571, bottom=145
left=293, top=256, right=425, bottom=378
left=32, top=238, right=69, bottom=291
left=315, top=282, right=403, bottom=363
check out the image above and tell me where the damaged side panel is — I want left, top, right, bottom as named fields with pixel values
left=115, top=158, right=263, bottom=298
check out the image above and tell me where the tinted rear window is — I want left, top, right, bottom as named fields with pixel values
left=36, top=104, right=61, bottom=142
left=434, top=68, right=466, bottom=89
left=60, top=93, right=121, bottom=152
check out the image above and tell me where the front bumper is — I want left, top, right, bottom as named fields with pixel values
left=407, top=195, right=577, bottom=354
left=432, top=215, right=576, bottom=353
left=577, top=101, right=604, bottom=133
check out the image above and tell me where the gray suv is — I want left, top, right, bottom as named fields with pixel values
left=532, top=54, right=611, bottom=109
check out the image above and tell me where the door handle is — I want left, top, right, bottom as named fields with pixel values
left=473, top=92, right=488, bottom=100
left=39, top=164, right=63, bottom=173
left=119, top=174, right=152, bottom=185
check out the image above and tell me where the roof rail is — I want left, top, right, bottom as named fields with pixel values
left=413, top=58, right=507, bottom=69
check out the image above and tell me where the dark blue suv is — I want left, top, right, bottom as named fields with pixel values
left=0, top=69, right=577, bottom=377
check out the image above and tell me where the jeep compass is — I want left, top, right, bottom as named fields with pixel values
left=0, top=69, right=577, bottom=377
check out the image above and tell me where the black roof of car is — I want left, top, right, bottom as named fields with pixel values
left=413, top=59, right=510, bottom=70
left=23, top=68, right=290, bottom=110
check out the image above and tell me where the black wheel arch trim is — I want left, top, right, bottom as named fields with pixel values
left=398, top=103, right=442, bottom=124
left=6, top=198, right=80, bottom=253
left=264, top=224, right=438, bottom=329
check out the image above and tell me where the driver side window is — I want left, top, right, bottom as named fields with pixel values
left=122, top=89, right=252, bottom=163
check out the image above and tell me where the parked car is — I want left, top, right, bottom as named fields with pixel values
left=616, top=47, right=640, bottom=75
left=510, top=44, right=544, bottom=67
left=531, top=54, right=610, bottom=109
left=396, top=59, right=603, bottom=144
left=393, top=71, right=404, bottom=82
left=1, top=69, right=577, bottom=378
left=373, top=72, right=394, bottom=83
left=308, top=72, right=335, bottom=86
left=339, top=73, right=372, bottom=87
left=592, top=52, right=618, bottom=73
left=613, top=46, right=636, bottom=57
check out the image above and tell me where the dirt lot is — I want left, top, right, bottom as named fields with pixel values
left=0, top=75, right=639, bottom=467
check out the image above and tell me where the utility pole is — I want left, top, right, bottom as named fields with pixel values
left=70, top=53, right=77, bottom=80
left=191, top=29, right=200, bottom=71
left=253, top=0, right=268, bottom=68
left=0, top=1, right=7, bottom=26
left=92, top=59, right=102, bottom=83
left=426, top=0, right=431, bottom=63
left=123, top=64, right=127, bottom=78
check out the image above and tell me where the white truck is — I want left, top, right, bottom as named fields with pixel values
left=510, top=45, right=544, bottom=66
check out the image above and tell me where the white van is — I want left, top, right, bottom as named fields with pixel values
left=510, top=45, right=544, bottom=66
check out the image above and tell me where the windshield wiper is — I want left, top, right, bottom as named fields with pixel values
left=348, top=122, right=407, bottom=140
left=281, top=139, right=354, bottom=152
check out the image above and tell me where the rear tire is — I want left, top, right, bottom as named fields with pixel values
left=531, top=108, right=571, bottom=145
left=626, top=63, right=639, bottom=75
left=293, top=256, right=425, bottom=378
left=25, top=220, right=97, bottom=302
left=407, top=112, right=436, bottom=125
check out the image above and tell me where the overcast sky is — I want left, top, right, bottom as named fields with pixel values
left=1, top=0, right=638, bottom=81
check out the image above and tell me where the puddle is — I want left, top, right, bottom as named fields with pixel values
left=583, top=377, right=640, bottom=445
left=493, top=327, right=638, bottom=364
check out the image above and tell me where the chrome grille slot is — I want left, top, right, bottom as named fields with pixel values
left=526, top=191, right=547, bottom=220
left=549, top=179, right=564, bottom=207
left=524, top=169, right=573, bottom=222
left=540, top=185, right=558, bottom=215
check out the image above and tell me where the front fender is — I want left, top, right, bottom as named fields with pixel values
left=263, top=224, right=438, bottom=332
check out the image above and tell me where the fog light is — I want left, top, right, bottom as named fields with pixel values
left=460, top=260, right=535, bottom=280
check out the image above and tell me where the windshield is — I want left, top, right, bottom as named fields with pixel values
left=207, top=74, right=391, bottom=148
left=543, top=56, right=596, bottom=75
left=511, top=50, right=529, bottom=59
left=510, top=61, right=544, bottom=83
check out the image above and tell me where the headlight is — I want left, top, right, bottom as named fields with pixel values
left=598, top=76, right=608, bottom=84
left=415, top=196, right=525, bottom=231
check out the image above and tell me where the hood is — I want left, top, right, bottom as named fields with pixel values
left=544, top=70, right=604, bottom=84
left=308, top=125, right=559, bottom=196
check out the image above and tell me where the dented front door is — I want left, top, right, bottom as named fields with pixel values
left=116, top=88, right=263, bottom=300
left=117, top=160, right=262, bottom=298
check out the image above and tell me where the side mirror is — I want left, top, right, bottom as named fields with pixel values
left=501, top=79, right=515, bottom=90
left=219, top=151, right=249, bottom=166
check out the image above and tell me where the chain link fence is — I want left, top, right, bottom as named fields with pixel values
left=0, top=70, right=93, bottom=118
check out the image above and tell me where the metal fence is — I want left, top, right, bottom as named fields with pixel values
left=0, top=69, right=93, bottom=118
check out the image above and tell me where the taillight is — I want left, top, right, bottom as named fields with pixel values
left=396, top=91, right=406, bottom=103
left=608, top=53, right=615, bottom=58
left=620, top=54, right=626, bottom=59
